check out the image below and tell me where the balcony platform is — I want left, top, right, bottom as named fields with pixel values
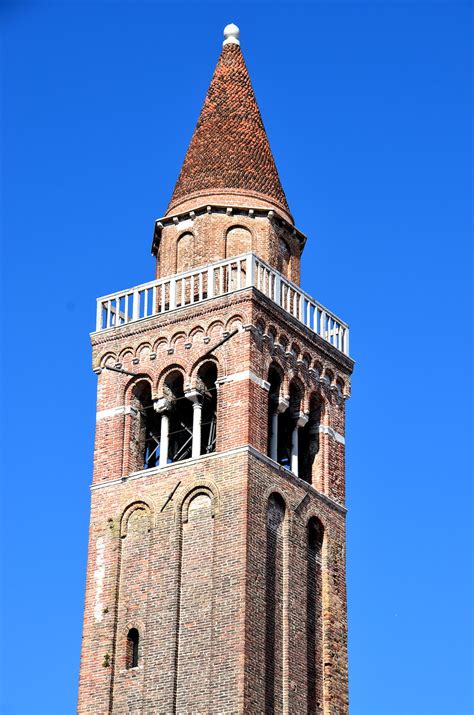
left=94, top=253, right=350, bottom=356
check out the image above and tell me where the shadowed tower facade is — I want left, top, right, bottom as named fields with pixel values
left=78, top=23, right=354, bottom=715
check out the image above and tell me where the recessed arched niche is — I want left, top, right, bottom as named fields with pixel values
left=176, top=232, right=194, bottom=273
left=279, top=237, right=291, bottom=275
left=225, top=226, right=252, bottom=258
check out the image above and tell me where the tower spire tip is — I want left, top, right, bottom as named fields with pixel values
left=223, top=23, right=240, bottom=47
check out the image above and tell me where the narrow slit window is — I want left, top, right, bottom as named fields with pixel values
left=126, top=628, right=139, bottom=669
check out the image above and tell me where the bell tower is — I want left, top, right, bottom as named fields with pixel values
left=78, top=24, right=354, bottom=715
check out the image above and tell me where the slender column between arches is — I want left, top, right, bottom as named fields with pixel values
left=154, top=398, right=171, bottom=467
left=270, top=397, right=289, bottom=462
left=291, top=412, right=308, bottom=477
left=185, top=389, right=203, bottom=459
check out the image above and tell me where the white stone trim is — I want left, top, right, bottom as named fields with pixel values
left=89, top=444, right=346, bottom=514
left=217, top=370, right=270, bottom=391
left=96, top=405, right=139, bottom=421
left=319, top=425, right=345, bottom=445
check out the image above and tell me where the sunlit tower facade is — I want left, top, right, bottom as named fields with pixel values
left=78, top=24, right=353, bottom=715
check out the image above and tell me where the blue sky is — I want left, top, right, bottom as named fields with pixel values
left=1, top=1, right=472, bottom=713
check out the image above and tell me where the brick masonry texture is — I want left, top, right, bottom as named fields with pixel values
left=79, top=28, right=353, bottom=715
left=167, top=43, right=291, bottom=221
left=155, top=211, right=302, bottom=284
left=78, top=285, right=353, bottom=713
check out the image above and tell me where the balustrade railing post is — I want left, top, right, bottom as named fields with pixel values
left=96, top=300, right=103, bottom=331
left=132, top=290, right=140, bottom=321
left=320, top=310, right=327, bottom=339
left=274, top=273, right=281, bottom=305
left=207, top=266, right=214, bottom=298
left=246, top=254, right=255, bottom=288
left=298, top=293, right=304, bottom=320
left=343, top=327, right=350, bottom=356
left=169, top=279, right=176, bottom=309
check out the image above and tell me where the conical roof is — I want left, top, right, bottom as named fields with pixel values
left=167, top=34, right=292, bottom=221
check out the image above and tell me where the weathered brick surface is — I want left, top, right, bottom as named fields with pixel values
left=155, top=209, right=303, bottom=284
left=79, top=284, right=353, bottom=713
left=79, top=27, right=353, bottom=715
left=168, top=43, right=291, bottom=221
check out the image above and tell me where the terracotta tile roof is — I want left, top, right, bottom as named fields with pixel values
left=167, top=43, right=291, bottom=218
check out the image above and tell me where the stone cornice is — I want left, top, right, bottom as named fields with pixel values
left=151, top=203, right=307, bottom=256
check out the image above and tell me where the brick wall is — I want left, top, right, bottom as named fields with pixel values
left=79, top=255, right=353, bottom=713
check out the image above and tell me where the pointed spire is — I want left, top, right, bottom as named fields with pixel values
left=167, top=25, right=292, bottom=222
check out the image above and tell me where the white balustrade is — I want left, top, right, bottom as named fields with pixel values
left=95, top=253, right=350, bottom=356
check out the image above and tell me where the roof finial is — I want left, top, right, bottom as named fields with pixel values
left=223, top=23, right=240, bottom=47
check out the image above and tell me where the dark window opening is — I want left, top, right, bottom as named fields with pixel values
left=197, top=362, right=218, bottom=454
left=133, top=382, right=162, bottom=470
left=165, top=371, right=194, bottom=463
left=267, top=366, right=282, bottom=458
left=299, top=395, right=322, bottom=484
left=126, top=628, right=139, bottom=669
left=277, top=382, right=301, bottom=469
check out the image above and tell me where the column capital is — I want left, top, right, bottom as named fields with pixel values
left=275, top=396, right=289, bottom=414
left=185, top=389, right=204, bottom=406
left=154, top=397, right=172, bottom=414
left=294, top=411, right=309, bottom=428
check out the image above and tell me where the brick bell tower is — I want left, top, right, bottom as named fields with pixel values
left=78, top=23, right=354, bottom=715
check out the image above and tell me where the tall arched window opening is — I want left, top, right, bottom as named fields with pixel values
left=307, top=518, right=324, bottom=713
left=132, top=381, right=161, bottom=470
left=196, top=362, right=218, bottom=454
left=298, top=394, right=322, bottom=484
left=164, top=371, right=194, bottom=463
left=126, top=628, right=140, bottom=669
left=267, top=365, right=282, bottom=460
left=277, top=382, right=302, bottom=470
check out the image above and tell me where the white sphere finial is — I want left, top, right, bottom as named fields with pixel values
left=223, top=23, right=240, bottom=47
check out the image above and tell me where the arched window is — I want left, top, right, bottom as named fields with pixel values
left=225, top=226, right=252, bottom=258
left=131, top=381, right=161, bottom=470
left=164, top=370, right=193, bottom=462
left=299, top=394, right=322, bottom=484
left=267, top=365, right=282, bottom=460
left=196, top=362, right=218, bottom=454
left=126, top=628, right=140, bottom=669
left=176, top=232, right=194, bottom=273
left=277, top=381, right=302, bottom=469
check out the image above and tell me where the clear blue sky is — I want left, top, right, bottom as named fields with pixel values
left=1, top=2, right=472, bottom=713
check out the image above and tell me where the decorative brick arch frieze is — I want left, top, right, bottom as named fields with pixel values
left=225, top=313, right=245, bottom=333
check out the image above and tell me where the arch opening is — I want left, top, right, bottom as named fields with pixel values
left=277, top=382, right=302, bottom=469
left=196, top=362, right=218, bottom=455
left=299, top=394, right=322, bottom=484
left=164, top=370, right=194, bottom=463
left=131, top=381, right=162, bottom=470
left=126, top=628, right=140, bottom=669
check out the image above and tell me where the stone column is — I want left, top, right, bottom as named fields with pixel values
left=154, top=397, right=172, bottom=467
left=185, top=389, right=203, bottom=459
left=270, top=396, right=289, bottom=462
left=290, top=412, right=309, bottom=477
